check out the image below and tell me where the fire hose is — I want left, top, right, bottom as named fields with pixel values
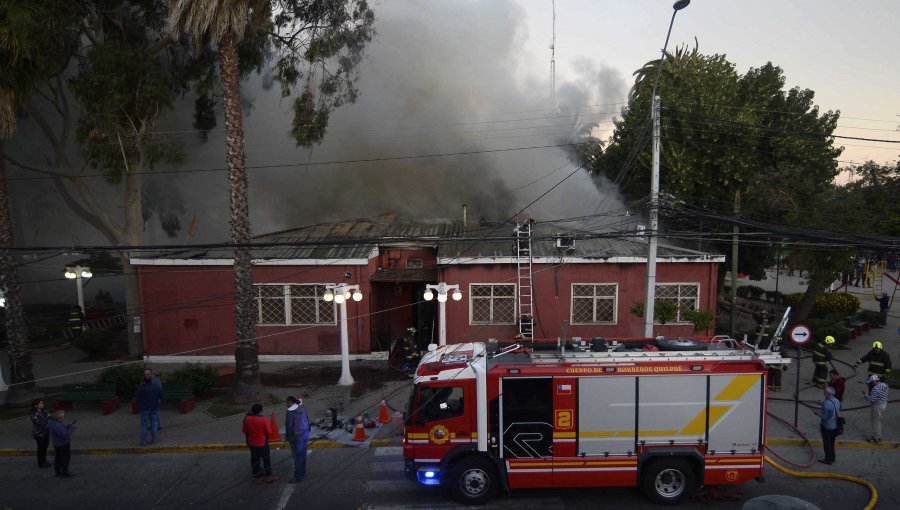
left=763, top=455, right=878, bottom=510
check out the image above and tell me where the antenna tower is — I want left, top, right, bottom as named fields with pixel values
left=550, top=0, right=556, bottom=108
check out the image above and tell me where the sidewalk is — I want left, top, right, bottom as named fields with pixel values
left=2, top=270, right=898, bottom=457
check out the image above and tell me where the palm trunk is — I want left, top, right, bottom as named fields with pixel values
left=220, top=33, right=261, bottom=401
left=0, top=141, right=34, bottom=395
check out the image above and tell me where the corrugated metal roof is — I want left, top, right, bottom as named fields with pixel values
left=138, top=213, right=719, bottom=262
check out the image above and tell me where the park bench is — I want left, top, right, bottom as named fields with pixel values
left=56, top=383, right=120, bottom=415
left=131, top=382, right=196, bottom=414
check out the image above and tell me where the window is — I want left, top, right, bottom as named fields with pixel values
left=255, top=284, right=335, bottom=325
left=416, top=385, right=465, bottom=425
left=655, top=283, right=700, bottom=322
left=571, top=284, right=617, bottom=324
left=470, top=284, right=515, bottom=324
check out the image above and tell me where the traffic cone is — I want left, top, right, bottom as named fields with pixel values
left=351, top=414, right=368, bottom=441
left=269, top=412, right=282, bottom=442
left=379, top=399, right=391, bottom=424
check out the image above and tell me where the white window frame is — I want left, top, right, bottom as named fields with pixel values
left=570, top=283, right=618, bottom=325
left=255, top=283, right=336, bottom=326
left=469, top=283, right=516, bottom=325
left=654, top=282, right=700, bottom=323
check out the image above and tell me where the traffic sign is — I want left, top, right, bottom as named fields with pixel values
left=789, top=324, right=811, bottom=345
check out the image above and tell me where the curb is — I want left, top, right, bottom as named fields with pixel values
left=0, top=438, right=392, bottom=457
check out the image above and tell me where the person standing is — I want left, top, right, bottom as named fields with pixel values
left=811, top=336, right=834, bottom=388
left=30, top=399, right=51, bottom=468
left=135, top=374, right=162, bottom=446
left=144, top=367, right=163, bottom=430
left=855, top=341, right=892, bottom=379
left=242, top=404, right=277, bottom=484
left=285, top=395, right=310, bottom=483
left=863, top=374, right=889, bottom=443
left=47, top=410, right=75, bottom=477
left=876, top=292, right=891, bottom=326
left=827, top=369, right=846, bottom=402
left=819, top=386, right=840, bottom=465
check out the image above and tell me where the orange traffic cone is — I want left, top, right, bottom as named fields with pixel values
left=379, top=399, right=391, bottom=424
left=351, top=414, right=368, bottom=441
left=269, top=412, right=282, bottom=442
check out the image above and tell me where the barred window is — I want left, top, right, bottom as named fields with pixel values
left=571, top=284, right=617, bottom=324
left=470, top=284, right=515, bottom=324
left=256, top=284, right=335, bottom=325
left=655, top=283, right=700, bottom=322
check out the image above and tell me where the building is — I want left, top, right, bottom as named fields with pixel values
left=132, top=213, right=723, bottom=361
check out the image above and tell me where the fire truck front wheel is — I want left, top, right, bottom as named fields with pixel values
left=641, top=458, right=697, bottom=505
left=448, top=457, right=496, bottom=505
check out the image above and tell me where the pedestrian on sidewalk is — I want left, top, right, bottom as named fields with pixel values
left=827, top=369, right=846, bottom=402
left=819, top=386, right=840, bottom=465
left=30, top=399, right=51, bottom=469
left=854, top=341, right=892, bottom=379
left=242, top=404, right=277, bottom=484
left=811, top=336, right=834, bottom=388
left=876, top=293, right=891, bottom=326
left=863, top=375, right=889, bottom=443
left=285, top=395, right=310, bottom=483
left=143, top=367, right=163, bottom=430
left=48, top=410, right=75, bottom=477
left=135, top=374, right=162, bottom=446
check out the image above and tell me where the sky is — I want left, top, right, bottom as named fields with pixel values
left=7, top=0, right=900, bottom=303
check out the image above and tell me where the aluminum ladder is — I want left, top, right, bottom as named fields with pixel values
left=515, top=220, right=534, bottom=339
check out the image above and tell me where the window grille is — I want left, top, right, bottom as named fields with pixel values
left=470, top=284, right=515, bottom=324
left=655, top=283, right=700, bottom=322
left=571, top=284, right=617, bottom=324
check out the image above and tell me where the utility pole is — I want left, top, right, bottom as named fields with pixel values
left=643, top=95, right=662, bottom=338
left=730, top=190, right=740, bottom=339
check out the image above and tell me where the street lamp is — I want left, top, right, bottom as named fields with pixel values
left=64, top=265, right=92, bottom=312
left=0, top=288, right=6, bottom=394
left=325, top=283, right=362, bottom=386
left=424, top=282, right=462, bottom=346
left=643, top=0, right=690, bottom=338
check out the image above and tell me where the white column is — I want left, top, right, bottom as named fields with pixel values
left=337, top=296, right=354, bottom=386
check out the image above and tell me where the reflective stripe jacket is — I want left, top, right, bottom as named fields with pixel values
left=858, top=349, right=892, bottom=375
left=812, top=342, right=832, bottom=364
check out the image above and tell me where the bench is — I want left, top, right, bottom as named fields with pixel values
left=56, top=383, right=120, bottom=415
left=130, top=382, right=196, bottom=414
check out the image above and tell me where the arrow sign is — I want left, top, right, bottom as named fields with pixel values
left=789, top=324, right=812, bottom=345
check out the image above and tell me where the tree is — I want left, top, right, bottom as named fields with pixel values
left=167, top=0, right=374, bottom=401
left=0, top=0, right=76, bottom=395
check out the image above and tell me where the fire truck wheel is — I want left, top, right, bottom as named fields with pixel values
left=641, top=458, right=697, bottom=505
left=656, top=338, right=707, bottom=351
left=448, top=457, right=496, bottom=505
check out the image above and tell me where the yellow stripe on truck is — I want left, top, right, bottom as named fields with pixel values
left=714, top=374, right=758, bottom=402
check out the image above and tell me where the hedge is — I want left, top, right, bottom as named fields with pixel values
left=783, top=292, right=860, bottom=317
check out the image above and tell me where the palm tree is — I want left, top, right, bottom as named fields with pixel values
left=168, top=0, right=271, bottom=401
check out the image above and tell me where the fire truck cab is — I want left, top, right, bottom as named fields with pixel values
left=403, top=337, right=786, bottom=505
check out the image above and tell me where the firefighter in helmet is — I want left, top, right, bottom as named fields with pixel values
left=403, top=327, right=419, bottom=373
left=811, top=335, right=834, bottom=388
left=855, top=341, right=892, bottom=379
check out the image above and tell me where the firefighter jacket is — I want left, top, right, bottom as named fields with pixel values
left=857, top=349, right=892, bottom=376
left=811, top=342, right=832, bottom=365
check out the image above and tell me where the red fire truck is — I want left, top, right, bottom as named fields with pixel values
left=403, top=337, right=786, bottom=505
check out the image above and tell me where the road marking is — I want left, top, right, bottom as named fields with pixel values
left=375, top=446, right=403, bottom=457
left=361, top=497, right=566, bottom=509
left=276, top=485, right=295, bottom=510
left=364, top=479, right=415, bottom=492
left=368, top=460, right=405, bottom=472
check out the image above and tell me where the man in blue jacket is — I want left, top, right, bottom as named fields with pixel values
left=48, top=410, right=76, bottom=477
left=819, top=386, right=840, bottom=465
left=135, top=375, right=162, bottom=446
left=285, top=395, right=310, bottom=483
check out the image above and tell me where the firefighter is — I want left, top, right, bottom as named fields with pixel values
left=767, top=363, right=784, bottom=392
left=811, top=335, right=834, bottom=388
left=855, top=341, right=892, bottom=379
left=403, top=327, right=419, bottom=373
left=68, top=305, right=85, bottom=338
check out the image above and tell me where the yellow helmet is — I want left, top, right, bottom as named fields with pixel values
left=873, top=341, right=883, bottom=349
left=824, top=336, right=835, bottom=345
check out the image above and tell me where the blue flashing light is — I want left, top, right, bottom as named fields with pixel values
left=417, top=468, right=441, bottom=485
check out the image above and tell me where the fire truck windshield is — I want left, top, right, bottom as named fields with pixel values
left=408, top=384, right=465, bottom=426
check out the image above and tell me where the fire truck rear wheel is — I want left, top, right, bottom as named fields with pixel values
left=641, top=458, right=697, bottom=505
left=449, top=457, right=496, bottom=505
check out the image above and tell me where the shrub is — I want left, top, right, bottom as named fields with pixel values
left=812, top=325, right=852, bottom=346
left=764, top=290, right=783, bottom=303
left=166, top=363, right=218, bottom=398
left=736, top=286, right=750, bottom=298
left=73, top=329, right=113, bottom=358
left=781, top=292, right=860, bottom=318
left=856, top=310, right=884, bottom=327
left=97, top=363, right=145, bottom=397
left=746, top=285, right=765, bottom=300
left=682, top=309, right=715, bottom=332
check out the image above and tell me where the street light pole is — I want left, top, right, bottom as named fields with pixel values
left=324, top=283, right=363, bottom=386
left=0, top=289, right=7, bottom=394
left=424, top=282, right=462, bottom=346
left=64, top=265, right=92, bottom=311
left=643, top=0, right=690, bottom=337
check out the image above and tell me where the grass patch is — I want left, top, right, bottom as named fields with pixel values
left=204, top=392, right=282, bottom=419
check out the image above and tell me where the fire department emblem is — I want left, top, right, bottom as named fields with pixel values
left=429, top=425, right=450, bottom=445
left=724, top=470, right=739, bottom=482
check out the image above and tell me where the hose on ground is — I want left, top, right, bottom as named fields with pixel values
left=764, top=455, right=878, bottom=510
left=764, top=411, right=816, bottom=468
